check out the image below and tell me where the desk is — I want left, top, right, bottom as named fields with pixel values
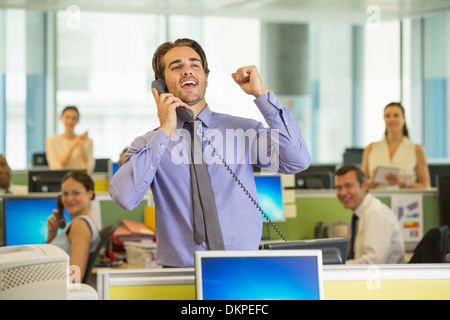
left=96, top=263, right=450, bottom=300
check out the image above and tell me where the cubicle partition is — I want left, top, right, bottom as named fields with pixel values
left=96, top=264, right=450, bottom=300
left=4, top=171, right=448, bottom=301
left=96, top=268, right=196, bottom=300
left=263, top=188, right=439, bottom=252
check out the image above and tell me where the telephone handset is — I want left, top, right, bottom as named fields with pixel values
left=56, top=194, right=66, bottom=229
left=151, top=79, right=194, bottom=123
left=151, top=80, right=287, bottom=241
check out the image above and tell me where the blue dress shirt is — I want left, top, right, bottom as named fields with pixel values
left=109, top=91, right=311, bottom=267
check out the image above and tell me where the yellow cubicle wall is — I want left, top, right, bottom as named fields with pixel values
left=96, top=268, right=196, bottom=300
left=97, top=264, right=450, bottom=300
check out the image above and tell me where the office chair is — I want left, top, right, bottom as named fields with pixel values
left=408, top=225, right=449, bottom=263
left=83, top=225, right=117, bottom=284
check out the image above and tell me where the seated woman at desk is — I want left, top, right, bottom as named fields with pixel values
left=47, top=171, right=100, bottom=283
left=46, top=106, right=95, bottom=173
left=361, top=102, right=430, bottom=189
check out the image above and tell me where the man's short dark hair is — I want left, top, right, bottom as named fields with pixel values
left=335, top=164, right=367, bottom=186
left=152, top=38, right=210, bottom=80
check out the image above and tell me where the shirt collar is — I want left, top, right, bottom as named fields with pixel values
left=195, top=104, right=212, bottom=127
left=354, top=193, right=371, bottom=217
left=176, top=104, right=212, bottom=129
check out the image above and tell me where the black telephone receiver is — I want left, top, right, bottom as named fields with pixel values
left=56, top=194, right=66, bottom=229
left=151, top=79, right=194, bottom=123
left=151, top=80, right=287, bottom=241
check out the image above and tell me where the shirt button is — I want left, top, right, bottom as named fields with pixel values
left=150, top=166, right=154, bottom=170
left=160, top=143, right=165, bottom=149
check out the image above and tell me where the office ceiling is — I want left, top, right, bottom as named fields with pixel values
left=0, top=0, right=450, bottom=24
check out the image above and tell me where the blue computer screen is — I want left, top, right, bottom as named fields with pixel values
left=200, top=255, right=321, bottom=300
left=3, top=197, right=71, bottom=246
left=110, top=162, right=120, bottom=178
left=254, top=175, right=284, bottom=221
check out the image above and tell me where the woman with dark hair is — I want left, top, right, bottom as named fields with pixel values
left=46, top=106, right=95, bottom=173
left=47, top=171, right=100, bottom=282
left=362, top=102, right=430, bottom=189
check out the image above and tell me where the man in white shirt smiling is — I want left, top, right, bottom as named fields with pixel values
left=335, top=164, right=405, bottom=264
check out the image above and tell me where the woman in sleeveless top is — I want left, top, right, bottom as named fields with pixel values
left=361, top=102, right=430, bottom=189
left=46, top=106, right=95, bottom=173
left=47, top=171, right=100, bottom=283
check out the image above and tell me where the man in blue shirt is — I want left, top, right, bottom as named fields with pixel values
left=109, top=38, right=311, bottom=267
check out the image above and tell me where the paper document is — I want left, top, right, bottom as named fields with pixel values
left=373, top=166, right=400, bottom=185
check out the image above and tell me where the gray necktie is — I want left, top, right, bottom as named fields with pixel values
left=188, top=119, right=225, bottom=250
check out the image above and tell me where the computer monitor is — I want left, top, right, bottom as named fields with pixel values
left=195, top=250, right=324, bottom=300
left=32, top=152, right=48, bottom=167
left=94, top=158, right=110, bottom=173
left=2, top=194, right=71, bottom=246
left=108, top=161, right=120, bottom=179
left=437, top=175, right=450, bottom=227
left=262, top=238, right=348, bottom=265
left=28, top=169, right=76, bottom=193
left=342, top=148, right=364, bottom=165
left=429, top=164, right=450, bottom=188
left=290, top=164, right=336, bottom=189
left=254, top=174, right=284, bottom=221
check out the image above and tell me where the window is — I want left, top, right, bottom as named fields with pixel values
left=56, top=12, right=261, bottom=163
left=4, top=10, right=26, bottom=169
left=1, top=9, right=449, bottom=170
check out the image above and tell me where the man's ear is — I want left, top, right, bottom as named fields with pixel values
left=361, top=179, right=369, bottom=192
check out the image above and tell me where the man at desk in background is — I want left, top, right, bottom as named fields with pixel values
left=335, top=164, right=405, bottom=264
left=0, top=154, right=27, bottom=194
left=109, top=38, right=311, bottom=267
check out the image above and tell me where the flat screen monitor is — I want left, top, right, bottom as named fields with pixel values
left=290, top=165, right=336, bottom=189
left=94, top=158, right=110, bottom=173
left=195, top=250, right=324, bottom=300
left=32, top=152, right=48, bottom=167
left=28, top=169, right=76, bottom=193
left=437, top=175, right=450, bottom=227
left=429, top=164, right=450, bottom=187
left=343, top=148, right=364, bottom=165
left=262, top=238, right=348, bottom=265
left=2, top=194, right=71, bottom=246
left=108, top=161, right=120, bottom=179
left=254, top=175, right=284, bottom=221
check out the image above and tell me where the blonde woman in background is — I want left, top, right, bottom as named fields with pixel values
left=46, top=106, right=95, bottom=173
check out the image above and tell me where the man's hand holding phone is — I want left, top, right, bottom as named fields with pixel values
left=152, top=86, right=191, bottom=138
